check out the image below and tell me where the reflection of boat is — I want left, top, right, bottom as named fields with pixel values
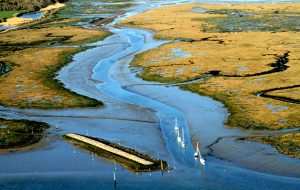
left=177, top=130, right=182, bottom=143
left=174, top=117, right=179, bottom=133
left=200, top=157, right=206, bottom=165
left=181, top=128, right=185, bottom=148
left=194, top=142, right=199, bottom=158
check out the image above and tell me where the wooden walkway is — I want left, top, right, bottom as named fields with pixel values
left=66, top=134, right=153, bottom=165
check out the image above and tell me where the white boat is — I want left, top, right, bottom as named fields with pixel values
left=174, top=117, right=179, bottom=133
left=194, top=142, right=206, bottom=165
left=181, top=128, right=186, bottom=148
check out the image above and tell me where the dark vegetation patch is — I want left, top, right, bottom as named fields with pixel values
left=0, top=118, right=49, bottom=149
left=90, top=17, right=115, bottom=26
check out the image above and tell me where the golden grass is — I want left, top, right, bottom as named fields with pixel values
left=0, top=17, right=33, bottom=26
left=123, top=3, right=300, bottom=131
left=268, top=87, right=300, bottom=100
left=133, top=31, right=299, bottom=81
left=40, top=3, right=66, bottom=12
left=0, top=47, right=96, bottom=108
left=199, top=3, right=300, bottom=13
left=120, top=4, right=221, bottom=40
left=0, top=27, right=109, bottom=45
left=121, top=3, right=300, bottom=39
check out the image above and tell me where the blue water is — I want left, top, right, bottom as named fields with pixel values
left=0, top=25, right=14, bottom=30
left=19, top=12, right=42, bottom=19
left=93, top=28, right=198, bottom=167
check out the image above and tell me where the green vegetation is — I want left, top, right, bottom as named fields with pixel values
left=0, top=10, right=24, bottom=19
left=0, top=119, right=49, bottom=149
left=64, top=135, right=167, bottom=172
left=249, top=133, right=300, bottom=158
left=38, top=47, right=102, bottom=109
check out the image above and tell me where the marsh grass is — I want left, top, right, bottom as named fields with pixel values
left=0, top=47, right=103, bottom=109
left=0, top=25, right=110, bottom=109
left=249, top=133, right=300, bottom=158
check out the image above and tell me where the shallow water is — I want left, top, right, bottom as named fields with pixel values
left=0, top=25, right=14, bottom=30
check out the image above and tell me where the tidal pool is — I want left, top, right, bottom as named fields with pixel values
left=19, top=12, right=43, bottom=19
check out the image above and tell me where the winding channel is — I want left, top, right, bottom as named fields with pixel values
left=0, top=0, right=300, bottom=189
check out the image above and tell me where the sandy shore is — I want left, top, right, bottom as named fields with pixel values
left=0, top=3, right=65, bottom=26
left=40, top=3, right=65, bottom=11
left=0, top=17, right=32, bottom=26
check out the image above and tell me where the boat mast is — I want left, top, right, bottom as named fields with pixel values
left=181, top=128, right=185, bottom=147
left=174, top=117, right=179, bottom=132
